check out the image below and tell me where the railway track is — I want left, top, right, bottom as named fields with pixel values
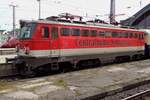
left=122, top=89, right=150, bottom=100
left=1, top=59, right=150, bottom=99
left=84, top=79, right=150, bottom=100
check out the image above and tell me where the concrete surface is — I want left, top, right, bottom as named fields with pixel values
left=0, top=59, right=150, bottom=100
left=0, top=48, right=17, bottom=77
left=0, top=55, right=16, bottom=64
left=0, top=54, right=17, bottom=77
left=0, top=63, right=16, bottom=77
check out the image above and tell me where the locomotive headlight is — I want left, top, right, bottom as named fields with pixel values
left=16, top=44, right=20, bottom=53
left=16, top=45, right=19, bottom=52
left=25, top=47, right=30, bottom=54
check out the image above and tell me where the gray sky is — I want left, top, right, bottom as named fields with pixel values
left=0, top=0, right=150, bottom=30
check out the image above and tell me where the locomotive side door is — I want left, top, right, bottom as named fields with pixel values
left=50, top=26, right=60, bottom=58
left=40, top=25, right=52, bottom=57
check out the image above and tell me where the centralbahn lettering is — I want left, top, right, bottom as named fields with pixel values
left=76, top=39, right=129, bottom=47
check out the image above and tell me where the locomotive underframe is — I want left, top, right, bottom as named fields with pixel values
left=14, top=50, right=144, bottom=71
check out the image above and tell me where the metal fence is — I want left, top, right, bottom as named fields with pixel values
left=0, top=48, right=16, bottom=55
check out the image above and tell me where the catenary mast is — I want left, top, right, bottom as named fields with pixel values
left=110, top=0, right=116, bottom=24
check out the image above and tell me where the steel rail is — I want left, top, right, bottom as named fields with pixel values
left=122, top=89, right=150, bottom=100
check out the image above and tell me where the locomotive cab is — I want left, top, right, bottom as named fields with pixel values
left=17, top=21, right=37, bottom=56
left=16, top=20, right=60, bottom=76
left=18, top=20, right=60, bottom=58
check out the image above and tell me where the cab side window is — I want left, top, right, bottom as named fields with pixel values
left=42, top=27, right=49, bottom=38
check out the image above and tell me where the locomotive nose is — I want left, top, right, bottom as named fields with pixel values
left=17, top=41, right=31, bottom=55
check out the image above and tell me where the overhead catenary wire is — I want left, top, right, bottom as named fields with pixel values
left=41, top=0, right=109, bottom=20
left=0, top=0, right=108, bottom=19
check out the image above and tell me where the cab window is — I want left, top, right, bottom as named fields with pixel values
left=42, top=27, right=49, bottom=38
left=19, top=23, right=36, bottom=39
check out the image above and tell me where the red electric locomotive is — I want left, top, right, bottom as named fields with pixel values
left=15, top=14, right=145, bottom=76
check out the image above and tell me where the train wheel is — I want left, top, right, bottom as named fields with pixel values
left=75, top=59, right=101, bottom=69
left=59, top=62, right=72, bottom=73
left=50, top=62, right=60, bottom=71
left=19, top=66, right=36, bottom=78
left=132, top=55, right=143, bottom=60
left=114, top=57, right=120, bottom=63
left=115, top=56, right=130, bottom=63
left=93, top=59, right=101, bottom=67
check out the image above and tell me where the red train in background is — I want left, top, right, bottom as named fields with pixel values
left=14, top=13, right=145, bottom=76
left=1, top=37, right=18, bottom=48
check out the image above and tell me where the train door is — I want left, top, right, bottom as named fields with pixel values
left=40, top=25, right=51, bottom=57
left=50, top=26, right=60, bottom=57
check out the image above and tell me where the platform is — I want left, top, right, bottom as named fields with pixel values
left=0, top=55, right=17, bottom=64
left=0, top=59, right=150, bottom=100
left=0, top=48, right=16, bottom=55
left=0, top=55, right=17, bottom=77
left=0, top=48, right=16, bottom=64
left=0, top=48, right=17, bottom=77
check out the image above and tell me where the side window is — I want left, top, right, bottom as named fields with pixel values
left=42, top=27, right=49, bottom=38
left=124, top=33, right=128, bottom=38
left=142, top=34, right=144, bottom=39
left=72, top=29, right=80, bottom=36
left=139, top=34, right=144, bottom=40
left=99, top=31, right=105, bottom=37
left=105, top=32, right=112, bottom=38
left=112, top=32, right=118, bottom=38
left=61, top=28, right=70, bottom=36
left=119, top=33, right=123, bottom=38
left=138, top=34, right=141, bottom=39
left=81, top=30, right=89, bottom=37
left=51, top=27, right=58, bottom=39
left=134, top=33, right=138, bottom=38
left=129, top=33, right=133, bottom=38
left=90, top=30, right=97, bottom=37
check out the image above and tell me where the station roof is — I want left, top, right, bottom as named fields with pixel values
left=121, top=3, right=150, bottom=29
